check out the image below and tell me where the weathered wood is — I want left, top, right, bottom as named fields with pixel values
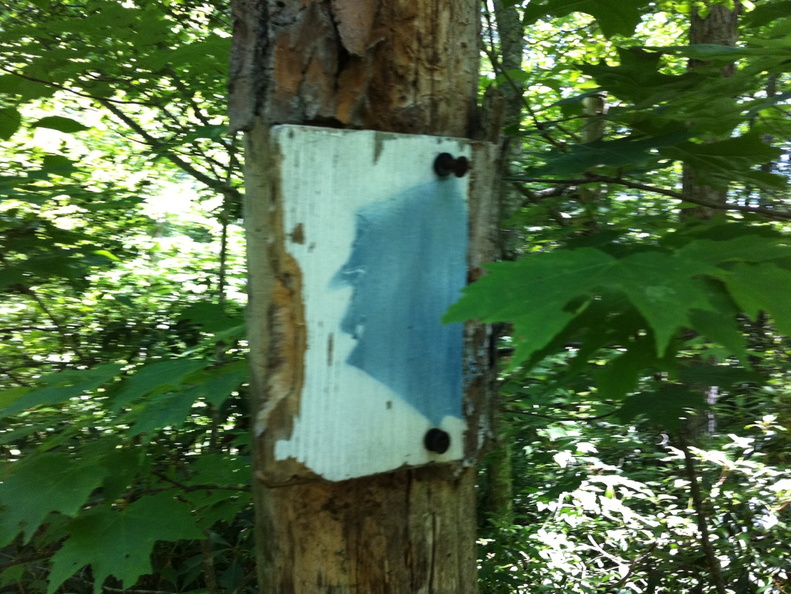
left=230, top=0, right=480, bottom=136
left=255, top=126, right=474, bottom=484
left=233, top=0, right=495, bottom=591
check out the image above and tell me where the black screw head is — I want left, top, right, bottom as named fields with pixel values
left=424, top=428, right=451, bottom=454
left=434, top=153, right=470, bottom=178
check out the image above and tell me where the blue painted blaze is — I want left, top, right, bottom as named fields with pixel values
left=331, top=180, right=467, bottom=425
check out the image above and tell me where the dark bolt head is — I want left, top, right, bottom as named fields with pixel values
left=424, top=428, right=451, bottom=454
left=433, top=153, right=470, bottom=178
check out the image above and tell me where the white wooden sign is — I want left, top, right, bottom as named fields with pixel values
left=269, top=125, right=471, bottom=481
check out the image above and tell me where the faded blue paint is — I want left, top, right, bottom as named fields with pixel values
left=330, top=179, right=467, bottom=424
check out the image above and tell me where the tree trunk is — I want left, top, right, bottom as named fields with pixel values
left=678, top=6, right=740, bottom=593
left=681, top=1, right=740, bottom=220
left=229, top=1, right=496, bottom=592
left=476, top=0, right=523, bottom=529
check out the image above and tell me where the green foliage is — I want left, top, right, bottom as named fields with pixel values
left=523, top=0, right=651, bottom=38
left=0, top=0, right=790, bottom=593
left=477, top=1, right=791, bottom=591
left=448, top=225, right=791, bottom=392
left=478, top=416, right=791, bottom=593
left=48, top=494, right=204, bottom=594
left=0, top=1, right=252, bottom=592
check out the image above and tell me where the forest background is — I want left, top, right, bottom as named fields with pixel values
left=0, top=0, right=790, bottom=592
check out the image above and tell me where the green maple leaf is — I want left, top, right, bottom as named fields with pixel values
left=445, top=248, right=615, bottom=366
left=595, top=335, right=659, bottom=400
left=0, top=453, right=105, bottom=546
left=47, top=493, right=202, bottom=594
left=660, top=133, right=783, bottom=190
left=721, top=262, right=791, bottom=336
left=110, top=359, right=205, bottom=411
left=527, top=131, right=689, bottom=177
left=445, top=247, right=717, bottom=365
left=607, top=250, right=718, bottom=355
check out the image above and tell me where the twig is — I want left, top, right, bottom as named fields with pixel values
left=513, top=175, right=791, bottom=221
left=613, top=542, right=659, bottom=589
left=99, top=101, right=234, bottom=196
left=677, top=432, right=728, bottom=594
left=0, top=66, right=156, bottom=106
left=9, top=283, right=89, bottom=363
left=0, top=366, right=33, bottom=387
left=511, top=182, right=570, bottom=226
left=152, top=470, right=249, bottom=493
left=505, top=408, right=617, bottom=422
left=0, top=552, right=54, bottom=570
left=200, top=534, right=219, bottom=594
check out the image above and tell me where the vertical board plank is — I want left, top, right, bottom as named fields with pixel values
left=268, top=125, right=471, bottom=481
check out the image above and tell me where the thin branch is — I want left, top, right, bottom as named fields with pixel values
left=511, top=182, right=570, bottom=226
left=0, top=66, right=156, bottom=106
left=218, top=193, right=231, bottom=311
left=614, top=542, right=660, bottom=590
left=480, top=38, right=570, bottom=150
left=505, top=407, right=617, bottom=422
left=9, top=283, right=89, bottom=363
left=63, top=571, right=179, bottom=594
left=677, top=432, right=728, bottom=594
left=200, top=535, right=219, bottom=594
left=152, top=470, right=248, bottom=493
left=0, top=366, right=33, bottom=387
left=513, top=175, right=685, bottom=199
left=100, top=101, right=231, bottom=195
left=513, top=175, right=791, bottom=221
left=0, top=553, right=55, bottom=571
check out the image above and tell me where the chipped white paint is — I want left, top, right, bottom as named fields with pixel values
left=271, top=125, right=472, bottom=481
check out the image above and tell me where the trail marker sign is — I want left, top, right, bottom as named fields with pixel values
left=258, top=125, right=473, bottom=482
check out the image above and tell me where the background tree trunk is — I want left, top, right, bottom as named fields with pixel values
left=681, top=1, right=740, bottom=220
left=230, top=1, right=496, bottom=592
left=476, top=0, right=524, bottom=530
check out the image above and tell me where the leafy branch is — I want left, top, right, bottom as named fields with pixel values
left=0, top=66, right=156, bottom=106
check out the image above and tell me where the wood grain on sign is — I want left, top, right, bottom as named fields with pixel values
left=257, top=125, right=472, bottom=482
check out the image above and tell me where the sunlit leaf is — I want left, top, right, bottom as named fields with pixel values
left=29, top=116, right=90, bottom=133
left=523, top=0, right=650, bottom=38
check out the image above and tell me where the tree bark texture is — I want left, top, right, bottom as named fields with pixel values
left=231, top=1, right=497, bottom=592
left=681, top=0, right=740, bottom=219
left=229, top=0, right=480, bottom=136
left=475, top=0, right=523, bottom=529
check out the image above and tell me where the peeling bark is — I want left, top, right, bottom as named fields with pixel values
left=230, top=0, right=480, bottom=134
